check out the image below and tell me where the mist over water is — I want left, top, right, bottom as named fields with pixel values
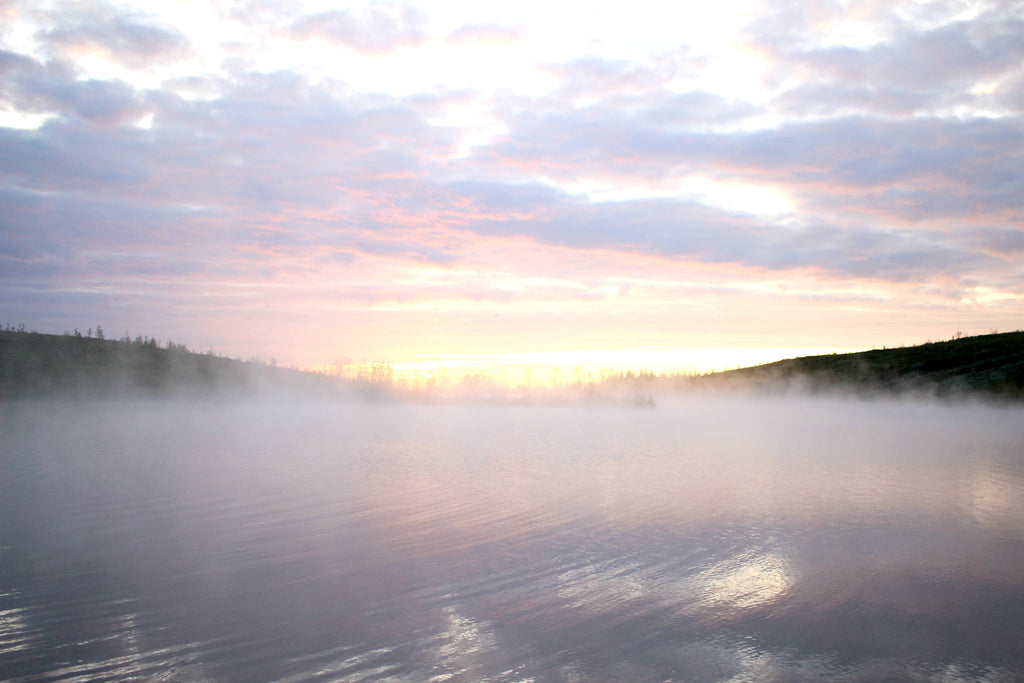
left=2, top=396, right=1023, bottom=681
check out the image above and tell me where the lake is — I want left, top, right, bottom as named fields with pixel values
left=2, top=396, right=1023, bottom=681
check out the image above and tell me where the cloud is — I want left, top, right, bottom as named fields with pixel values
left=732, top=117, right=1024, bottom=222
left=0, top=53, right=1015, bottom=299
left=0, top=68, right=475, bottom=294
left=0, top=49, right=149, bottom=125
left=447, top=22, right=522, bottom=45
left=548, top=57, right=680, bottom=99
left=34, top=4, right=190, bottom=69
left=352, top=237, right=461, bottom=265
left=0, top=0, right=19, bottom=19
left=288, top=3, right=428, bottom=53
left=476, top=92, right=1023, bottom=226
left=750, top=1, right=1024, bottom=117
left=1, top=65, right=458, bottom=208
left=445, top=179, right=991, bottom=283
left=38, top=76, right=148, bottom=126
left=221, top=0, right=304, bottom=26
left=961, top=227, right=1024, bottom=256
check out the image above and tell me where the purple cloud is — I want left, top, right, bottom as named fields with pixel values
left=751, top=2, right=1024, bottom=117
left=0, top=50, right=148, bottom=125
left=34, top=4, right=190, bottom=68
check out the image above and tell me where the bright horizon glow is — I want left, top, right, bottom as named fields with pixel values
left=312, top=347, right=860, bottom=387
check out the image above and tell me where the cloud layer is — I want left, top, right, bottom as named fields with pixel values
left=1, top=0, right=1022, bottom=366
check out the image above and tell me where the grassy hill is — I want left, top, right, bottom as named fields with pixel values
left=0, top=330, right=343, bottom=399
left=700, top=331, right=1024, bottom=400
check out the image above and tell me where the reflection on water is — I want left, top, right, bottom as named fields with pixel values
left=1, top=397, right=1023, bottom=681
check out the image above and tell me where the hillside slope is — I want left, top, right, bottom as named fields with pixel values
left=0, top=331, right=341, bottom=399
left=703, top=331, right=1024, bottom=400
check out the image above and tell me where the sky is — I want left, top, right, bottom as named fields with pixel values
left=1, top=0, right=1023, bottom=378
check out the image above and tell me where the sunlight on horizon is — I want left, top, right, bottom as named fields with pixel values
left=314, top=347, right=856, bottom=387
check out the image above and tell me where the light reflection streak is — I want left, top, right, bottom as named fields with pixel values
left=551, top=544, right=796, bottom=627
left=0, top=599, right=34, bottom=654
left=429, top=604, right=499, bottom=681
left=692, top=548, right=794, bottom=611
left=278, top=646, right=400, bottom=682
left=22, top=640, right=210, bottom=683
left=962, top=466, right=1024, bottom=532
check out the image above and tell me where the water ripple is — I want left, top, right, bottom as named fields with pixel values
left=2, top=399, right=1024, bottom=681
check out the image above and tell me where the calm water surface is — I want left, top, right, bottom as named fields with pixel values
left=2, top=397, right=1023, bottom=681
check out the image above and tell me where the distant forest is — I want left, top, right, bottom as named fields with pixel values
left=0, top=326, right=341, bottom=400
left=2, top=325, right=1023, bottom=402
